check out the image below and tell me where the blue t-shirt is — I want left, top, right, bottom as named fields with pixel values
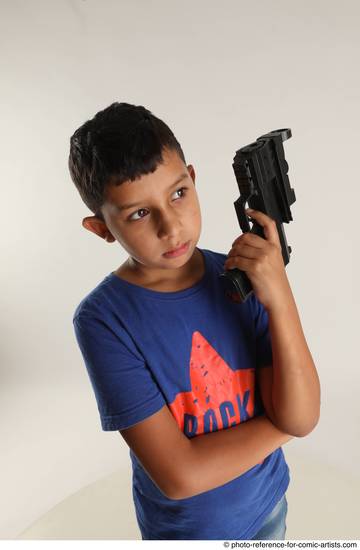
left=73, top=248, right=290, bottom=540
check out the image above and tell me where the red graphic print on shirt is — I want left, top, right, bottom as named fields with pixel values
left=169, top=331, right=257, bottom=437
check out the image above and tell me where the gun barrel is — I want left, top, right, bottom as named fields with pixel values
left=220, top=128, right=297, bottom=303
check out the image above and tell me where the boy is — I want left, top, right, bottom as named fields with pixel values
left=68, top=102, right=321, bottom=540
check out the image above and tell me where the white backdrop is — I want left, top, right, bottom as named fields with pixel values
left=1, top=0, right=359, bottom=540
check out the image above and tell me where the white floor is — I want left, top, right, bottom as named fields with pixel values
left=16, top=452, right=359, bottom=540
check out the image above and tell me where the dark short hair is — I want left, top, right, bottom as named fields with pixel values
left=68, top=102, right=186, bottom=221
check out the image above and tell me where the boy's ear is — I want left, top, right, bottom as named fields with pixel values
left=187, top=164, right=196, bottom=184
left=82, top=216, right=116, bottom=243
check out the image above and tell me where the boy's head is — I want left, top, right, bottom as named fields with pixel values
left=68, top=102, right=202, bottom=275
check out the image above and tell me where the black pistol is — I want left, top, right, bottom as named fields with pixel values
left=219, top=128, right=296, bottom=303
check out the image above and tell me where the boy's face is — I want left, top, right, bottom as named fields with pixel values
left=82, top=148, right=202, bottom=280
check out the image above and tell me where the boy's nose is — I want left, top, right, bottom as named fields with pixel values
left=157, top=211, right=182, bottom=240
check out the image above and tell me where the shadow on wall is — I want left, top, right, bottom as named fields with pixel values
left=16, top=452, right=359, bottom=540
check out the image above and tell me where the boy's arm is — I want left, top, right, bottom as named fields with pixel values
left=224, top=208, right=321, bottom=438
left=186, top=410, right=292, bottom=500
left=256, top=364, right=277, bottom=424
left=266, top=286, right=321, bottom=437
left=120, top=403, right=293, bottom=501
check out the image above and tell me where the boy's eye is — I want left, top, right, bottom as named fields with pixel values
left=128, top=187, right=188, bottom=221
left=129, top=208, right=147, bottom=221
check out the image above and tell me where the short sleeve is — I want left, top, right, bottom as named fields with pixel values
left=248, top=293, right=273, bottom=369
left=73, top=313, right=166, bottom=431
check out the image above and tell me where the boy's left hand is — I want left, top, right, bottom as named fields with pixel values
left=224, top=209, right=293, bottom=311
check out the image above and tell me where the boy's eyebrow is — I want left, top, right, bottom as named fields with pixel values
left=116, top=172, right=189, bottom=212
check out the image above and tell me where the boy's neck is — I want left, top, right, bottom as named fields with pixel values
left=114, top=247, right=205, bottom=293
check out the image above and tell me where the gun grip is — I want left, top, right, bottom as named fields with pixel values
left=219, top=208, right=264, bottom=303
left=218, top=268, right=254, bottom=303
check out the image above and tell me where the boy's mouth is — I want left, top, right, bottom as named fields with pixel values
left=163, top=241, right=190, bottom=258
